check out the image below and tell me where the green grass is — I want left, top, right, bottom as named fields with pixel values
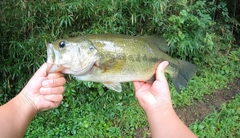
left=171, top=49, right=240, bottom=107
left=190, top=94, right=240, bottom=138
left=26, top=82, right=148, bottom=137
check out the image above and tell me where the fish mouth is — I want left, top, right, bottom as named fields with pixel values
left=47, top=43, right=55, bottom=64
left=47, top=43, right=63, bottom=73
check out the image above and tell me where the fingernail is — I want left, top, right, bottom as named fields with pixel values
left=162, top=61, right=169, bottom=67
left=42, top=80, right=48, bottom=87
left=40, top=88, right=45, bottom=94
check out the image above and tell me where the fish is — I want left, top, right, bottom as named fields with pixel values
left=47, top=34, right=197, bottom=93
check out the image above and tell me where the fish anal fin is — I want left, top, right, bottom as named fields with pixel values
left=102, top=82, right=122, bottom=92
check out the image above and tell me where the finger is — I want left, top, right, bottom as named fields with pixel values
left=42, top=77, right=66, bottom=87
left=152, top=61, right=171, bottom=98
left=133, top=81, right=145, bottom=91
left=46, top=63, right=54, bottom=73
left=43, top=94, right=63, bottom=103
left=40, top=86, right=65, bottom=95
left=47, top=72, right=64, bottom=79
left=33, top=63, right=49, bottom=78
left=156, top=61, right=169, bottom=82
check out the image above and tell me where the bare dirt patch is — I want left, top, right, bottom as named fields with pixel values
left=175, top=78, right=240, bottom=125
left=135, top=78, right=240, bottom=138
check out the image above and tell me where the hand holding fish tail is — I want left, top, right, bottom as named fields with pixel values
left=133, top=61, right=197, bottom=138
left=133, top=61, right=172, bottom=114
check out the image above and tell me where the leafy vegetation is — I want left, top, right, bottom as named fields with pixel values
left=190, top=94, right=240, bottom=138
left=0, top=0, right=239, bottom=137
left=26, top=82, right=146, bottom=137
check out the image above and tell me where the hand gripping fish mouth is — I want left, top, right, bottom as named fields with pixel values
left=46, top=43, right=96, bottom=75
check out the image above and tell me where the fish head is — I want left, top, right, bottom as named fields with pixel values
left=47, top=38, right=98, bottom=75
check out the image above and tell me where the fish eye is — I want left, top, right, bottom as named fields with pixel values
left=59, top=41, right=66, bottom=48
left=89, top=46, right=95, bottom=51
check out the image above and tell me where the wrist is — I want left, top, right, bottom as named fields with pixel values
left=145, top=103, right=173, bottom=115
left=145, top=104, right=175, bottom=119
left=0, top=89, right=38, bottom=137
left=16, top=90, right=38, bottom=117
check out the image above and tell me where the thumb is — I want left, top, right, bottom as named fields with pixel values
left=33, top=63, right=50, bottom=78
left=156, top=61, right=169, bottom=82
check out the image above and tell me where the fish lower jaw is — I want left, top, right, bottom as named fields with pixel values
left=47, top=64, right=65, bottom=73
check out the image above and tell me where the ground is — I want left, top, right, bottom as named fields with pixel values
left=135, top=78, right=240, bottom=137
left=176, top=78, right=240, bottom=125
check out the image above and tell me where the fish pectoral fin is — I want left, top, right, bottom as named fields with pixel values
left=102, top=82, right=122, bottom=92
left=96, top=54, right=126, bottom=73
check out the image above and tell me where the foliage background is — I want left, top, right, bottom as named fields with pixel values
left=0, top=0, right=239, bottom=137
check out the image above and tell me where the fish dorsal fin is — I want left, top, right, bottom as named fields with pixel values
left=102, top=82, right=122, bottom=92
left=140, top=35, right=169, bottom=52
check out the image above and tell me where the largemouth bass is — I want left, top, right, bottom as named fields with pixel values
left=47, top=34, right=197, bottom=93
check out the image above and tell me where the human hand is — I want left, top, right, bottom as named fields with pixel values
left=20, top=63, right=66, bottom=112
left=133, top=61, right=172, bottom=114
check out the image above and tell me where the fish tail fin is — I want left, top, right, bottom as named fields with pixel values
left=170, top=60, right=197, bottom=93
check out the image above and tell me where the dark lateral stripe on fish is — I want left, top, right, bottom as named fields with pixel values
left=98, top=53, right=160, bottom=62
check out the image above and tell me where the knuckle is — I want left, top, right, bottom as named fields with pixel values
left=48, top=88, right=53, bottom=94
